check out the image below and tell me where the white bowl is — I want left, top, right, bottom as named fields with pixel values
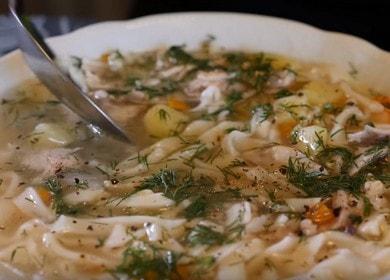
left=1, top=12, right=389, bottom=97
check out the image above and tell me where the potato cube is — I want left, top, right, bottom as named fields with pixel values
left=301, top=80, right=346, bottom=106
left=143, top=104, right=189, bottom=138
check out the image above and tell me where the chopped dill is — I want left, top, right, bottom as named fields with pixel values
left=187, top=225, right=225, bottom=247
left=184, top=188, right=243, bottom=219
left=126, top=77, right=179, bottom=99
left=74, top=178, right=88, bottom=189
left=275, top=89, right=293, bottom=99
left=279, top=103, right=311, bottom=121
left=330, top=128, right=344, bottom=138
left=110, top=160, right=120, bottom=171
left=205, top=147, right=223, bottom=163
left=317, top=147, right=354, bottom=173
left=229, top=158, right=247, bottom=167
left=363, top=196, right=373, bottom=217
left=10, top=246, right=26, bottom=262
left=165, top=45, right=210, bottom=69
left=158, top=108, right=170, bottom=121
left=322, top=102, right=339, bottom=114
left=24, top=197, right=35, bottom=203
left=194, top=256, right=215, bottom=274
left=184, top=196, right=208, bottom=219
left=252, top=103, right=274, bottom=123
left=346, top=114, right=360, bottom=127
left=112, top=245, right=179, bottom=279
left=187, top=221, right=244, bottom=247
left=217, top=165, right=241, bottom=184
left=224, top=52, right=273, bottom=90
left=285, top=158, right=366, bottom=197
left=44, top=177, right=80, bottom=215
left=207, top=91, right=242, bottom=116
left=95, top=165, right=111, bottom=178
left=182, top=143, right=209, bottom=167
left=358, top=141, right=390, bottom=184
left=348, top=62, right=358, bottom=79
left=139, top=169, right=177, bottom=197
left=134, top=168, right=245, bottom=219
left=137, top=152, right=150, bottom=169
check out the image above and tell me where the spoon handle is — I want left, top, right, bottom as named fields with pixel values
left=8, top=0, right=131, bottom=142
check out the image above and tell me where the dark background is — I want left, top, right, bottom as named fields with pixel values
left=1, top=0, right=389, bottom=54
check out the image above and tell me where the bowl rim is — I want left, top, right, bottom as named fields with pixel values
left=1, top=11, right=389, bottom=63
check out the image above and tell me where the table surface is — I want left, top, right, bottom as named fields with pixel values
left=0, top=15, right=96, bottom=56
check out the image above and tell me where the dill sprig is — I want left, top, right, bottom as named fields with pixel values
left=279, top=103, right=311, bottom=121
left=126, top=77, right=179, bottom=99
left=285, top=158, right=366, bottom=197
left=165, top=45, right=210, bottom=69
left=158, top=109, right=170, bottom=121
left=274, top=89, right=293, bottom=99
left=184, top=196, right=208, bottom=219
left=217, top=165, right=241, bottom=184
left=45, top=177, right=80, bottom=215
left=252, top=103, right=274, bottom=123
left=317, top=146, right=354, bottom=172
left=187, top=225, right=225, bottom=247
left=224, top=52, right=273, bottom=90
left=187, top=221, right=244, bottom=247
left=138, top=169, right=215, bottom=202
left=113, top=245, right=179, bottom=279
left=207, top=91, right=242, bottom=117
left=184, top=188, right=243, bottom=219
left=358, top=140, right=390, bottom=184
left=137, top=168, right=245, bottom=219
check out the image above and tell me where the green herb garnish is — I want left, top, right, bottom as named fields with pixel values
left=187, top=221, right=244, bottom=247
left=252, top=103, right=274, bottom=123
left=187, top=225, right=225, bottom=247
left=113, top=246, right=179, bottom=279
left=44, top=177, right=80, bottom=215
left=285, top=158, right=366, bottom=197
left=275, top=89, right=293, bottom=99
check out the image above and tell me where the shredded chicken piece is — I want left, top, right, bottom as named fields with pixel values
left=364, top=180, right=389, bottom=211
left=348, top=124, right=390, bottom=146
left=331, top=190, right=363, bottom=230
left=186, top=70, right=230, bottom=97
left=267, top=69, right=296, bottom=89
left=21, top=148, right=81, bottom=178
left=348, top=146, right=388, bottom=176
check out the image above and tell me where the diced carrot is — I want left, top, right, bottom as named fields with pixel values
left=145, top=271, right=158, bottom=280
left=168, top=98, right=190, bottom=111
left=36, top=186, right=52, bottom=206
left=371, top=108, right=390, bottom=124
left=374, top=95, right=390, bottom=107
left=306, top=202, right=335, bottom=225
left=278, top=119, right=297, bottom=141
left=100, top=53, right=110, bottom=63
left=175, top=264, right=190, bottom=279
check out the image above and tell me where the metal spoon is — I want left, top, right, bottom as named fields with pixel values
left=8, top=0, right=131, bottom=142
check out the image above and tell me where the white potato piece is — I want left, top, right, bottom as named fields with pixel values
left=295, top=125, right=328, bottom=155
left=274, top=95, right=310, bottom=123
left=144, top=104, right=189, bottom=138
left=301, top=80, right=345, bottom=106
